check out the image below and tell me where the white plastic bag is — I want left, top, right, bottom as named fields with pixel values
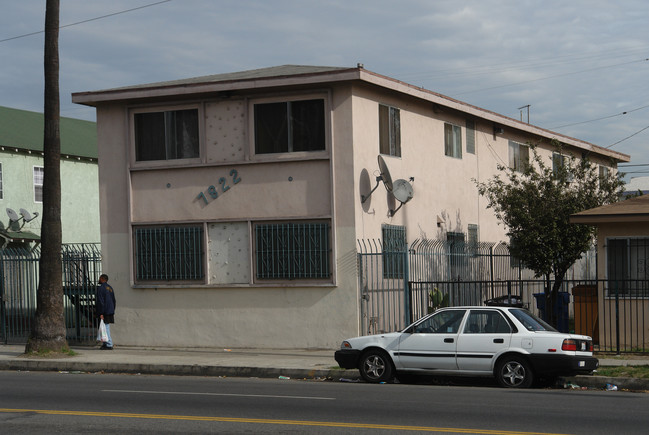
left=97, top=319, right=108, bottom=342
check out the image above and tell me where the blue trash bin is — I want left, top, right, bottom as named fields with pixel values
left=533, top=292, right=570, bottom=332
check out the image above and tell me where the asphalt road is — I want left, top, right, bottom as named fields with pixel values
left=0, top=371, right=647, bottom=434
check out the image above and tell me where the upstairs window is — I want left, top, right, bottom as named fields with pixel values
left=134, top=108, right=199, bottom=162
left=254, top=99, right=325, bottom=154
left=465, top=120, right=476, bottom=154
left=444, top=123, right=462, bottom=159
left=509, top=141, right=529, bottom=172
left=33, top=166, right=44, bottom=203
left=379, top=104, right=401, bottom=157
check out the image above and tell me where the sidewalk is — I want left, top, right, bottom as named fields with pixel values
left=1, top=344, right=647, bottom=390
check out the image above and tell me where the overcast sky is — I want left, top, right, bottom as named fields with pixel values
left=1, top=0, right=647, bottom=178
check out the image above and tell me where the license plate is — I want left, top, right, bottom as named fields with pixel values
left=579, top=361, right=585, bottom=367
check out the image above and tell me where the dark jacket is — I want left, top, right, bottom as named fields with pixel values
left=97, top=282, right=116, bottom=322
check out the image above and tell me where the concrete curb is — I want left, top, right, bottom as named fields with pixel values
left=0, top=360, right=359, bottom=380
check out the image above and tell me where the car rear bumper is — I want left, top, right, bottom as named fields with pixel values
left=528, top=354, right=599, bottom=376
left=335, top=349, right=361, bottom=369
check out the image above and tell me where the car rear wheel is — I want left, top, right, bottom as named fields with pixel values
left=495, top=355, right=533, bottom=388
left=359, top=349, right=393, bottom=383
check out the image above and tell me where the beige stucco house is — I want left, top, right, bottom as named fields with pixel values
left=571, top=194, right=649, bottom=350
left=72, top=65, right=629, bottom=349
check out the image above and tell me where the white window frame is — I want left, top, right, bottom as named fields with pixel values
left=444, top=123, right=462, bottom=159
left=33, top=166, right=44, bottom=203
left=509, top=141, right=529, bottom=172
left=130, top=104, right=203, bottom=168
left=248, top=93, right=329, bottom=161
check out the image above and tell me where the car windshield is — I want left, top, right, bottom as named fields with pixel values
left=509, top=309, right=557, bottom=332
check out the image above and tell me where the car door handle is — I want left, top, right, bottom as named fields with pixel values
left=444, top=338, right=454, bottom=343
left=493, top=338, right=504, bottom=344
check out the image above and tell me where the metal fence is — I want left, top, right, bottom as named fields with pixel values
left=358, top=238, right=648, bottom=353
left=0, top=244, right=101, bottom=344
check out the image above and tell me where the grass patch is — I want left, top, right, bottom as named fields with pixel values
left=595, top=365, right=649, bottom=379
left=23, top=347, right=77, bottom=358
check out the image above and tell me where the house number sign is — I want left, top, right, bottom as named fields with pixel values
left=196, top=169, right=241, bottom=205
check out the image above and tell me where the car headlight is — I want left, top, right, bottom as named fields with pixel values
left=341, top=341, right=352, bottom=349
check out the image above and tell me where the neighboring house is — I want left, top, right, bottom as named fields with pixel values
left=71, top=64, right=629, bottom=349
left=0, top=106, right=99, bottom=245
left=570, top=195, right=649, bottom=349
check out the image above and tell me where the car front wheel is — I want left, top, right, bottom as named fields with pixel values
left=495, top=355, right=533, bottom=388
left=359, top=349, right=393, bottom=383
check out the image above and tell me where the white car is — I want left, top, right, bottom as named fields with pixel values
left=335, top=306, right=598, bottom=388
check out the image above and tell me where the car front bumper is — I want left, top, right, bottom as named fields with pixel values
left=334, top=349, right=362, bottom=369
left=528, top=354, right=599, bottom=376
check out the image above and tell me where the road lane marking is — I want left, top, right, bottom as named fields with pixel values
left=0, top=408, right=571, bottom=434
left=102, top=389, right=335, bottom=400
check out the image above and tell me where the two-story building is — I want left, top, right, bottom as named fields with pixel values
left=72, top=65, right=629, bottom=349
left=0, top=106, right=99, bottom=245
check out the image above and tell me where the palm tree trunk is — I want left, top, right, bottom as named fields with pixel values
left=25, top=0, right=68, bottom=353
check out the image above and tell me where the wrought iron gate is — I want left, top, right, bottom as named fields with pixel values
left=0, top=244, right=101, bottom=344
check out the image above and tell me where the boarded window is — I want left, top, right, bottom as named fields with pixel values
left=465, top=120, right=475, bottom=154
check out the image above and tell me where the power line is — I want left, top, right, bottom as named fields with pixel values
left=0, top=0, right=172, bottom=44
left=607, top=124, right=649, bottom=149
left=551, top=104, right=649, bottom=130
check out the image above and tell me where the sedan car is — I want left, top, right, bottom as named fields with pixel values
left=335, top=306, right=598, bottom=388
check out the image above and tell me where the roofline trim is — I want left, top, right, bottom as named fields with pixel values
left=72, top=66, right=629, bottom=162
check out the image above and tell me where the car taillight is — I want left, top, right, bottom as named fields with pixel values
left=562, top=339, right=577, bottom=351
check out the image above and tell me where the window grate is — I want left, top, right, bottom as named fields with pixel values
left=134, top=226, right=204, bottom=281
left=382, top=224, right=406, bottom=278
left=255, top=223, right=330, bottom=279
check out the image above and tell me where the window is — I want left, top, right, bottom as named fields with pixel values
left=599, top=165, right=609, bottom=178
left=607, top=238, right=649, bottom=297
left=552, top=152, right=566, bottom=174
left=444, top=123, right=462, bottom=158
left=508, top=141, right=529, bottom=172
left=379, top=104, right=401, bottom=157
left=447, top=231, right=466, bottom=278
left=134, top=108, right=199, bottom=161
left=134, top=226, right=204, bottom=281
left=463, top=310, right=512, bottom=334
left=255, top=222, right=330, bottom=279
left=468, top=224, right=479, bottom=256
left=254, top=99, right=325, bottom=154
left=382, top=224, right=406, bottom=278
left=413, top=309, right=466, bottom=333
left=0, top=163, right=3, bottom=200
left=33, top=167, right=44, bottom=203
left=465, top=120, right=476, bottom=154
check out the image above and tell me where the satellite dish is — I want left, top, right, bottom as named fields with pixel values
left=6, top=208, right=20, bottom=222
left=377, top=155, right=393, bottom=192
left=361, top=155, right=396, bottom=203
left=20, top=209, right=38, bottom=222
left=392, top=179, right=414, bottom=203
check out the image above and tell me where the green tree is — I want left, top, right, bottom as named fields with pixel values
left=475, top=142, right=624, bottom=326
left=25, top=0, right=68, bottom=354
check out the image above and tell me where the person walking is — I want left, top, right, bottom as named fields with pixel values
left=97, top=274, right=116, bottom=350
